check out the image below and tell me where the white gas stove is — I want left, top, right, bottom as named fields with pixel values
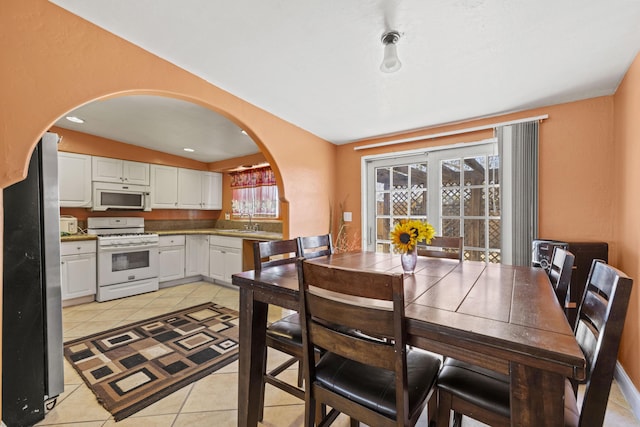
left=88, top=217, right=159, bottom=302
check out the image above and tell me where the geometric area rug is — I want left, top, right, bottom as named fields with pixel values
left=63, top=303, right=239, bottom=421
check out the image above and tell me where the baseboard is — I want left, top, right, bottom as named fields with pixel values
left=615, top=361, right=640, bottom=421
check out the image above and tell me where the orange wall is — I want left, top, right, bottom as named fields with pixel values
left=1, top=0, right=336, bottom=239
left=614, top=53, right=640, bottom=388
left=337, top=97, right=616, bottom=253
left=1, top=0, right=336, bottom=418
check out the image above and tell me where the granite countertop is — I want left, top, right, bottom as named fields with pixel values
left=60, top=229, right=282, bottom=242
left=152, top=229, right=283, bottom=240
left=60, top=233, right=98, bottom=242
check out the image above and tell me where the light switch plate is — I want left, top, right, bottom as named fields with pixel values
left=343, top=212, right=352, bottom=222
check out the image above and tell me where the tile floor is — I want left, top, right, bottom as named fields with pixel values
left=37, top=281, right=639, bottom=427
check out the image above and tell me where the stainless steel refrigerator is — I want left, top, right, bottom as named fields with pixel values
left=3, top=132, right=64, bottom=426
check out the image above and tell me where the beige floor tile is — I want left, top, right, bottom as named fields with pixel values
left=134, top=383, right=193, bottom=417
left=63, top=309, right=106, bottom=322
left=64, top=320, right=121, bottom=338
left=259, top=404, right=305, bottom=427
left=62, top=359, right=82, bottom=385
left=181, top=372, right=238, bottom=412
left=39, top=384, right=110, bottom=425
left=102, top=414, right=176, bottom=427
left=173, top=409, right=237, bottom=427
left=88, top=308, right=140, bottom=322
left=145, top=295, right=186, bottom=308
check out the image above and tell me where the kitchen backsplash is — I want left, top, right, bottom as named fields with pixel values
left=145, top=219, right=282, bottom=233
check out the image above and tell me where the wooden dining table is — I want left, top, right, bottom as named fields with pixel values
left=231, top=251, right=587, bottom=427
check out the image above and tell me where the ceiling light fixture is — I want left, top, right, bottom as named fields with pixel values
left=65, top=115, right=85, bottom=124
left=380, top=30, right=402, bottom=73
left=183, top=148, right=195, bottom=152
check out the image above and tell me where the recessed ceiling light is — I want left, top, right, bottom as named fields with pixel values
left=65, top=116, right=85, bottom=124
left=241, top=130, right=248, bottom=135
left=183, top=148, right=195, bottom=152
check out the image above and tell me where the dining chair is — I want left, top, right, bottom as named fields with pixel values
left=298, top=259, right=442, bottom=427
left=253, top=239, right=305, bottom=419
left=548, top=247, right=575, bottom=318
left=299, top=233, right=333, bottom=259
left=417, top=236, right=464, bottom=261
left=435, top=259, right=633, bottom=427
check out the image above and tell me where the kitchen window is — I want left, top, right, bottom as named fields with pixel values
left=231, top=166, right=279, bottom=218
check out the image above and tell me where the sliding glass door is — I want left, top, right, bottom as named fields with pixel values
left=364, top=141, right=501, bottom=262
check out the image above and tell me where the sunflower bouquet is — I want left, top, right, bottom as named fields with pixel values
left=390, top=219, right=435, bottom=253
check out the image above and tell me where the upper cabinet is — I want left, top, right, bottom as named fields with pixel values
left=58, top=152, right=92, bottom=207
left=201, top=171, right=222, bottom=210
left=150, top=164, right=179, bottom=209
left=152, top=166, right=221, bottom=210
left=92, top=156, right=150, bottom=186
left=177, top=169, right=222, bottom=210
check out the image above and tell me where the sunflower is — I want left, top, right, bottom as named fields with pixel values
left=390, top=221, right=416, bottom=252
left=390, top=219, right=436, bottom=253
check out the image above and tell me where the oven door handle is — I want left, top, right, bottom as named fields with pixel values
left=99, top=244, right=158, bottom=252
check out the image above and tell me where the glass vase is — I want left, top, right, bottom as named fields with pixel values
left=400, top=246, right=418, bottom=274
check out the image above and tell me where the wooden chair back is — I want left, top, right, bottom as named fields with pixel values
left=298, top=259, right=416, bottom=426
left=417, top=236, right=463, bottom=261
left=573, top=260, right=633, bottom=427
left=298, top=234, right=333, bottom=259
left=253, top=239, right=301, bottom=271
left=548, top=247, right=575, bottom=309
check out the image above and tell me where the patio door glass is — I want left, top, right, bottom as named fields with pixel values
left=364, top=142, right=501, bottom=262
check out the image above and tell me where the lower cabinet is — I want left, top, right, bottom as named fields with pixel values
left=158, top=235, right=186, bottom=282
left=186, top=235, right=209, bottom=277
left=209, top=235, right=243, bottom=284
left=61, top=240, right=97, bottom=300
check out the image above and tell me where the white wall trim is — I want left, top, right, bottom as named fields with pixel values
left=353, top=114, right=548, bottom=151
left=615, top=361, right=640, bottom=421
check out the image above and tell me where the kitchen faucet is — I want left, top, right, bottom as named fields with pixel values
left=243, top=211, right=259, bottom=231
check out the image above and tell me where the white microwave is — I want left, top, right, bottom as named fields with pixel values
left=92, top=182, right=151, bottom=211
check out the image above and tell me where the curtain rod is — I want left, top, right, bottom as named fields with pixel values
left=353, top=114, right=549, bottom=151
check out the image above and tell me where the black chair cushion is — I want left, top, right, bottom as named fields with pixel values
left=315, top=348, right=441, bottom=419
left=437, top=358, right=510, bottom=418
left=438, top=359, right=581, bottom=425
left=266, top=313, right=302, bottom=345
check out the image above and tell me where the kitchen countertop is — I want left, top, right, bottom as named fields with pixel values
left=152, top=229, right=283, bottom=240
left=60, top=229, right=282, bottom=242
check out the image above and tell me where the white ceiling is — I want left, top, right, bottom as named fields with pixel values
left=51, top=0, right=640, bottom=162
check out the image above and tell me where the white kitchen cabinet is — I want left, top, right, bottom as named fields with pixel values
left=201, top=171, right=222, bottom=210
left=158, top=235, right=185, bottom=282
left=60, top=240, right=96, bottom=300
left=150, top=165, right=179, bottom=209
left=178, top=169, right=222, bottom=210
left=58, top=152, right=92, bottom=207
left=185, top=235, right=209, bottom=277
left=92, top=156, right=149, bottom=185
left=178, top=168, right=203, bottom=209
left=209, top=235, right=243, bottom=284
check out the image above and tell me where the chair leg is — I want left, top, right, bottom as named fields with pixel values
left=452, top=412, right=463, bottom=427
left=258, top=345, right=268, bottom=421
left=305, top=397, right=316, bottom=427
left=437, top=389, right=453, bottom=427
left=349, top=417, right=359, bottom=427
left=297, top=358, right=304, bottom=388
